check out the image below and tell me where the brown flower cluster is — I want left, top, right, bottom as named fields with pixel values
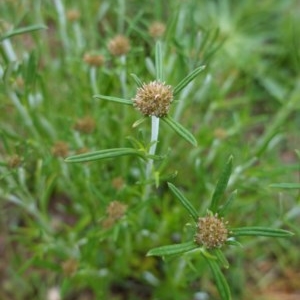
left=148, top=21, right=166, bottom=38
left=194, top=214, right=228, bottom=249
left=83, top=52, right=105, bottom=67
left=73, top=116, right=96, bottom=134
left=132, top=81, right=173, bottom=117
left=107, top=35, right=130, bottom=56
left=102, top=200, right=127, bottom=229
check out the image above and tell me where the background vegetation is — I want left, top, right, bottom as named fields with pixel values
left=0, top=0, right=299, bottom=299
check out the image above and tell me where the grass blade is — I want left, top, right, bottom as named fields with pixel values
left=209, top=156, right=233, bottom=213
left=162, top=116, right=197, bottom=146
left=0, top=24, right=47, bottom=41
left=173, top=65, right=206, bottom=96
left=93, top=95, right=133, bottom=105
left=147, top=241, right=197, bottom=257
left=231, top=227, right=294, bottom=238
left=65, top=148, right=146, bottom=163
left=269, top=183, right=300, bottom=189
left=167, top=182, right=198, bottom=222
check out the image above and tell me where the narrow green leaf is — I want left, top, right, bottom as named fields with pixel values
left=147, top=241, right=198, bottom=257
left=204, top=256, right=232, bottom=300
left=0, top=24, right=47, bottom=41
left=93, top=95, right=132, bottom=105
left=270, top=183, right=300, bottom=189
left=173, top=65, right=206, bottom=96
left=217, top=190, right=237, bottom=216
left=130, top=73, right=143, bottom=87
left=132, top=117, right=148, bottom=128
left=231, top=227, right=294, bottom=238
left=155, top=41, right=163, bottom=81
left=167, top=182, right=198, bottom=222
left=212, top=248, right=229, bottom=269
left=209, top=156, right=233, bottom=213
left=162, top=116, right=197, bottom=146
left=65, top=148, right=146, bottom=163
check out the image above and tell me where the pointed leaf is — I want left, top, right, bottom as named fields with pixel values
left=217, top=190, right=237, bottom=216
left=93, top=95, right=132, bottom=105
left=173, top=65, right=206, bottom=96
left=130, top=73, right=143, bottom=87
left=212, top=248, right=229, bottom=269
left=65, top=148, right=146, bottom=163
left=204, top=256, right=232, bottom=300
left=155, top=41, right=163, bottom=81
left=167, top=182, right=198, bottom=222
left=132, top=116, right=148, bottom=128
left=209, top=156, right=233, bottom=213
left=147, top=241, right=198, bottom=257
left=0, top=24, right=47, bottom=41
left=231, top=227, right=294, bottom=238
left=162, top=116, right=197, bottom=146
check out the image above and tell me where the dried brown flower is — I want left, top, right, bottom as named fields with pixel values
left=133, top=81, right=173, bottom=117
left=83, top=52, right=105, bottom=67
left=66, top=9, right=81, bottom=22
left=51, top=141, right=69, bottom=158
left=195, top=214, right=228, bottom=249
left=7, top=154, right=22, bottom=168
left=148, top=21, right=166, bottom=38
left=107, top=35, right=130, bottom=56
left=73, top=116, right=96, bottom=134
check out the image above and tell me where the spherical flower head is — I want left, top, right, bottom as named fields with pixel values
left=83, top=52, right=105, bottom=67
left=107, top=35, right=130, bottom=56
left=195, top=214, right=228, bottom=249
left=148, top=21, right=166, bottom=38
left=73, top=116, right=96, bottom=134
left=132, top=81, right=173, bottom=117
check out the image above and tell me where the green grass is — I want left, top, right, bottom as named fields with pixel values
left=1, top=0, right=299, bottom=299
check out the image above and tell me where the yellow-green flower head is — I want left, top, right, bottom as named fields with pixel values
left=195, top=214, right=228, bottom=249
left=132, top=81, right=173, bottom=117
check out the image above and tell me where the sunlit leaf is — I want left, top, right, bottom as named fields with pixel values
left=93, top=95, right=132, bottom=105
left=173, top=65, right=206, bottom=96
left=204, top=256, right=232, bottom=300
left=162, top=116, right=197, bottom=146
left=167, top=182, right=199, bottom=222
left=231, top=227, right=294, bottom=238
left=209, top=155, right=233, bottom=213
left=65, top=148, right=146, bottom=163
left=147, top=241, right=198, bottom=257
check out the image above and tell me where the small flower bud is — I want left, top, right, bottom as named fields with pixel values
left=133, top=81, right=173, bottom=117
left=195, top=214, right=228, bottom=249
left=7, top=154, right=22, bottom=168
left=148, top=21, right=166, bottom=38
left=107, top=35, right=130, bottom=56
left=106, top=200, right=127, bottom=220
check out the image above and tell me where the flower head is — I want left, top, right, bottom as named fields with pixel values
left=132, top=81, right=173, bottom=117
left=83, top=52, right=105, bottom=67
left=195, top=213, right=228, bottom=249
left=107, top=35, right=130, bottom=56
left=148, top=21, right=166, bottom=38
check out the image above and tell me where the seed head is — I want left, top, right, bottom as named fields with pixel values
left=7, top=154, right=22, bottom=168
left=51, top=141, right=69, bottom=158
left=83, top=52, right=105, bottom=67
left=73, top=116, right=96, bottom=134
left=133, top=81, right=173, bottom=117
left=107, top=35, right=130, bottom=56
left=148, top=21, right=166, bottom=38
left=66, top=9, right=81, bottom=22
left=195, top=214, right=228, bottom=249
